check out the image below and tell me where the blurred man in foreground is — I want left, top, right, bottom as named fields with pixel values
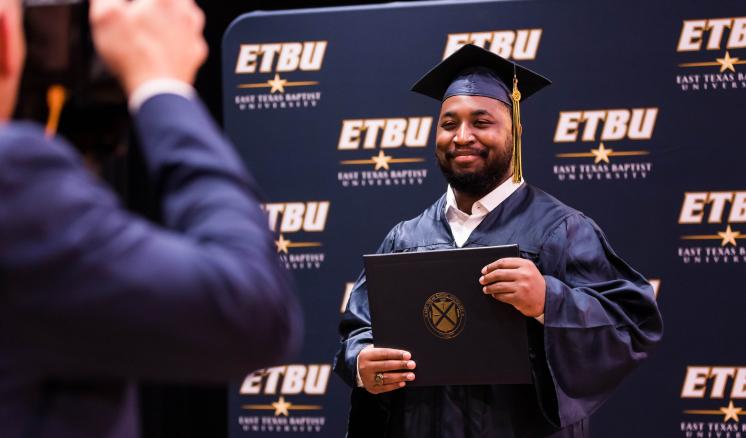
left=0, top=0, right=302, bottom=436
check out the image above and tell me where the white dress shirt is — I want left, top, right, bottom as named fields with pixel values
left=444, top=178, right=524, bottom=247
left=128, top=78, right=196, bottom=113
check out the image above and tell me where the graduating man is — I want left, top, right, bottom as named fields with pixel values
left=334, top=45, right=663, bottom=437
left=0, top=0, right=301, bottom=436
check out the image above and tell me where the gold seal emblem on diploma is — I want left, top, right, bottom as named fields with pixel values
left=423, top=292, right=466, bottom=339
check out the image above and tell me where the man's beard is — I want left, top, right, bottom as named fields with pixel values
left=437, top=140, right=513, bottom=198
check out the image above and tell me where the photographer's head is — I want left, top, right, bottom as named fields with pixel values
left=0, top=0, right=25, bottom=121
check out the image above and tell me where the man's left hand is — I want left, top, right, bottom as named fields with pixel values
left=479, top=257, right=545, bottom=317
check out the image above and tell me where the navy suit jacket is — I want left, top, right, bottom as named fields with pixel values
left=0, top=94, right=302, bottom=437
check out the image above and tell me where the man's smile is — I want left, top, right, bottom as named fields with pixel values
left=446, top=147, right=488, bottom=165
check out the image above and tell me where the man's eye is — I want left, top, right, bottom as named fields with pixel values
left=440, top=121, right=456, bottom=130
left=474, top=120, right=492, bottom=127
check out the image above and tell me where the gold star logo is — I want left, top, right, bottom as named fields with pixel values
left=241, top=396, right=323, bottom=416
left=716, top=51, right=740, bottom=73
left=273, top=234, right=323, bottom=254
left=718, top=225, right=741, bottom=247
left=556, top=144, right=648, bottom=162
left=721, top=400, right=743, bottom=422
left=679, top=51, right=746, bottom=72
left=267, top=73, right=288, bottom=94
left=685, top=400, right=745, bottom=422
left=682, top=225, right=745, bottom=246
left=271, top=396, right=292, bottom=417
left=591, top=143, right=614, bottom=164
left=275, top=234, right=291, bottom=254
left=340, top=152, right=425, bottom=169
left=371, top=150, right=393, bottom=170
left=237, top=77, right=319, bottom=93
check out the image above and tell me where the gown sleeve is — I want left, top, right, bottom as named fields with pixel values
left=333, top=223, right=401, bottom=387
left=537, top=212, right=663, bottom=426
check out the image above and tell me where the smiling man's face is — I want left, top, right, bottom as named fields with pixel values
left=435, top=94, right=513, bottom=197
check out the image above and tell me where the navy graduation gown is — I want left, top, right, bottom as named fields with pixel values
left=334, top=183, right=662, bottom=438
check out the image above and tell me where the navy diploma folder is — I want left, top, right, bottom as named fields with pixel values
left=364, top=244, right=531, bottom=386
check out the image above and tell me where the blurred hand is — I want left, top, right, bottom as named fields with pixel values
left=89, top=0, right=208, bottom=95
left=479, top=257, right=546, bottom=317
left=358, top=347, right=416, bottom=395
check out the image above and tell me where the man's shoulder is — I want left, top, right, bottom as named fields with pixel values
left=523, top=183, right=602, bottom=238
left=524, top=184, right=581, bottom=218
left=0, top=122, right=45, bottom=148
left=382, top=195, right=449, bottom=250
left=401, top=194, right=445, bottom=225
left=0, top=122, right=77, bottom=164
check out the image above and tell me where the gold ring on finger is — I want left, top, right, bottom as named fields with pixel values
left=374, top=372, right=384, bottom=386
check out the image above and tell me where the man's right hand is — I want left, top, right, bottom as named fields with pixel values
left=89, top=0, right=208, bottom=96
left=358, top=348, right=416, bottom=394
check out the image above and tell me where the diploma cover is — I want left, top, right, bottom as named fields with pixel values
left=364, top=244, right=531, bottom=386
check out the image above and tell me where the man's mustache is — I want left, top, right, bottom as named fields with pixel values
left=445, top=148, right=489, bottom=160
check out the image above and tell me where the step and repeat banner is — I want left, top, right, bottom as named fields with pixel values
left=221, top=1, right=745, bottom=436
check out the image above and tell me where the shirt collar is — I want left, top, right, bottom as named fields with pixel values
left=445, top=177, right=525, bottom=217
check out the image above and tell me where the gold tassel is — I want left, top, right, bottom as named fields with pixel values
left=511, top=74, right=522, bottom=183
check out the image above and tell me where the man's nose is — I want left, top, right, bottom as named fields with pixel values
left=453, top=123, right=475, bottom=146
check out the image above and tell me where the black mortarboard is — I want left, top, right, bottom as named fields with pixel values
left=411, top=44, right=551, bottom=104
left=411, top=44, right=552, bottom=182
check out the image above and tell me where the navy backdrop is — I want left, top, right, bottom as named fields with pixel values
left=221, top=1, right=746, bottom=436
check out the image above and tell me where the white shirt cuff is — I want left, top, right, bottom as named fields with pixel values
left=128, top=78, right=195, bottom=113
left=535, top=314, right=545, bottom=325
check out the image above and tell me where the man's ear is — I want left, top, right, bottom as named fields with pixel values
left=0, top=12, right=10, bottom=77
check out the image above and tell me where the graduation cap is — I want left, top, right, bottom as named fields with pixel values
left=411, top=44, right=551, bottom=183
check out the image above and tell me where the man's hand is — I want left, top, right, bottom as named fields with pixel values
left=358, top=348, right=416, bottom=394
left=89, top=0, right=208, bottom=96
left=479, top=257, right=546, bottom=317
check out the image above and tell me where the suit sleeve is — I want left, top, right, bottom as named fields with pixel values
left=0, top=94, right=302, bottom=382
left=536, top=213, right=663, bottom=426
left=332, top=223, right=401, bottom=388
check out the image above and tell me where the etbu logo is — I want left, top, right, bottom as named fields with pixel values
left=675, top=17, right=746, bottom=91
left=554, top=108, right=658, bottom=143
left=263, top=202, right=330, bottom=233
left=444, top=29, right=542, bottom=60
left=682, top=366, right=746, bottom=399
left=678, top=191, right=746, bottom=261
left=240, top=364, right=331, bottom=395
left=551, top=108, right=657, bottom=181
left=679, top=192, right=746, bottom=224
left=235, top=41, right=327, bottom=74
left=338, top=117, right=432, bottom=150
left=262, top=202, right=328, bottom=261
left=336, top=116, right=431, bottom=184
left=681, top=366, right=746, bottom=428
left=677, top=17, right=746, bottom=52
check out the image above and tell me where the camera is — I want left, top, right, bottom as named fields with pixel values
left=16, top=0, right=130, bottom=167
